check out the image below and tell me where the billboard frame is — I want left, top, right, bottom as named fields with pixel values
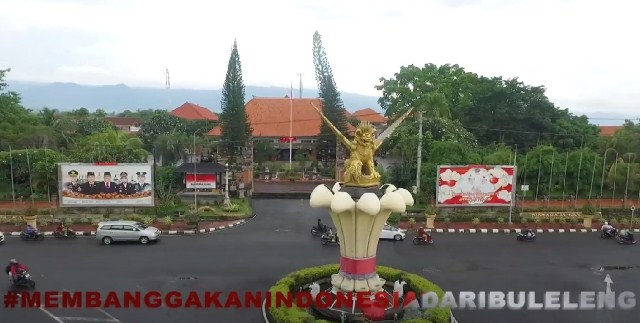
left=435, top=165, right=517, bottom=208
left=57, top=162, right=155, bottom=208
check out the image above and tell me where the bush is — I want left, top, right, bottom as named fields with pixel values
left=521, top=218, right=528, bottom=225
left=570, top=218, right=579, bottom=226
left=497, top=217, right=505, bottom=225
left=221, top=203, right=241, bottom=212
left=162, top=216, right=173, bottom=226
left=388, top=212, right=401, bottom=225
left=558, top=218, right=566, bottom=225
left=185, top=211, right=200, bottom=225
left=268, top=264, right=449, bottom=323
left=472, top=217, right=480, bottom=226
left=581, top=202, right=596, bottom=215
left=620, top=218, right=629, bottom=226
left=142, top=216, right=154, bottom=226
left=611, top=218, right=619, bottom=225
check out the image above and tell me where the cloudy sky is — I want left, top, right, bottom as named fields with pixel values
left=1, top=0, right=638, bottom=115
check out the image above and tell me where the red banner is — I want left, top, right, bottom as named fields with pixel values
left=186, top=174, right=217, bottom=189
left=436, top=165, right=515, bottom=207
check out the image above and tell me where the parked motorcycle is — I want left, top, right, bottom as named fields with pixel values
left=9, top=269, right=36, bottom=289
left=412, top=235, right=433, bottom=245
left=20, top=231, right=45, bottom=241
left=311, top=225, right=330, bottom=237
left=601, top=228, right=618, bottom=239
left=320, top=234, right=339, bottom=246
left=517, top=231, right=536, bottom=241
left=53, top=229, right=77, bottom=238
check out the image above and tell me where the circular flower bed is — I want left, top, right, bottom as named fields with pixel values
left=266, top=264, right=450, bottom=323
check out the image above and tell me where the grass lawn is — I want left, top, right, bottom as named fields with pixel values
left=198, top=198, right=253, bottom=220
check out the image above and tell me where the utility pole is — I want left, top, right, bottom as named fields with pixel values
left=416, top=111, right=423, bottom=194
left=297, top=73, right=303, bottom=98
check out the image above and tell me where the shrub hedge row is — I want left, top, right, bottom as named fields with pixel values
left=267, top=264, right=450, bottom=323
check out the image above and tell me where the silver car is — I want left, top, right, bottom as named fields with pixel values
left=96, top=220, right=160, bottom=245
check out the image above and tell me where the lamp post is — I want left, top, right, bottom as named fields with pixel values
left=193, top=130, right=201, bottom=210
left=223, top=162, right=231, bottom=208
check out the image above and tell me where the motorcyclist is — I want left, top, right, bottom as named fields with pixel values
left=5, top=259, right=28, bottom=282
left=56, top=223, right=66, bottom=236
left=619, top=229, right=634, bottom=241
left=523, top=228, right=534, bottom=239
left=24, top=225, right=36, bottom=238
left=601, top=221, right=614, bottom=234
left=327, top=228, right=337, bottom=242
left=317, top=219, right=327, bottom=232
left=417, top=227, right=428, bottom=242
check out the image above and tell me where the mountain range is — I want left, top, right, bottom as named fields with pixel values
left=6, top=81, right=382, bottom=114
left=6, top=81, right=634, bottom=125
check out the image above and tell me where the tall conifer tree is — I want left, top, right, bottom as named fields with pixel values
left=313, top=31, right=349, bottom=160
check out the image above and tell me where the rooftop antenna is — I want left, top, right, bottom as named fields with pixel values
left=165, top=67, right=171, bottom=108
left=297, top=73, right=303, bottom=98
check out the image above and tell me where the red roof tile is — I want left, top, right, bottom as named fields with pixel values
left=105, top=117, right=142, bottom=126
left=170, top=102, right=219, bottom=121
left=352, top=108, right=387, bottom=124
left=206, top=97, right=354, bottom=137
left=599, top=126, right=623, bottom=136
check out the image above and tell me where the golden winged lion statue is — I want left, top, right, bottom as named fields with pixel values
left=311, top=103, right=414, bottom=187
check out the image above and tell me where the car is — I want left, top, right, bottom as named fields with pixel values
left=380, top=224, right=406, bottom=241
left=0, top=232, right=4, bottom=244
left=96, top=220, right=160, bottom=245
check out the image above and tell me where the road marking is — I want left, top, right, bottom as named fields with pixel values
left=15, top=293, right=64, bottom=323
left=56, top=318, right=117, bottom=322
left=61, top=289, right=122, bottom=323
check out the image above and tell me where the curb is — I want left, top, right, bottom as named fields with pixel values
left=0, top=213, right=257, bottom=238
left=423, top=228, right=640, bottom=234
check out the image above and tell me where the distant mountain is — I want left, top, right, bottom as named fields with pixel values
left=6, top=81, right=635, bottom=126
left=6, top=81, right=382, bottom=114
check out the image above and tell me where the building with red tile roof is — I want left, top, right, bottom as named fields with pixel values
left=206, top=97, right=356, bottom=161
left=170, top=102, right=219, bottom=121
left=106, top=117, right=142, bottom=133
left=599, top=126, right=623, bottom=136
left=351, top=108, right=387, bottom=124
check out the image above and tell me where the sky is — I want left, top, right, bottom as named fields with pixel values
left=1, top=0, right=639, bottom=116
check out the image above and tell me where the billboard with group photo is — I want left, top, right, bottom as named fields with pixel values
left=436, top=165, right=516, bottom=207
left=58, top=163, right=154, bottom=207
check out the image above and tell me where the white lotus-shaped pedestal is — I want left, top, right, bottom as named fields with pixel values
left=310, top=183, right=414, bottom=293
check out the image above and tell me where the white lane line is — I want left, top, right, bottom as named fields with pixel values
left=56, top=318, right=117, bottom=322
left=15, top=292, right=65, bottom=323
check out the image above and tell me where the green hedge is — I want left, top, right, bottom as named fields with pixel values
left=267, top=264, right=450, bottom=323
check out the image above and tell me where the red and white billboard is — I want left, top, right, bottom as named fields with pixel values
left=436, top=165, right=515, bottom=207
left=186, top=174, right=217, bottom=189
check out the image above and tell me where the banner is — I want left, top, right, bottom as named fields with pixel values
left=58, top=163, right=154, bottom=207
left=186, top=174, right=217, bottom=189
left=436, top=165, right=515, bottom=207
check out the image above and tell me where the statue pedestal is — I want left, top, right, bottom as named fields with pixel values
left=426, top=215, right=437, bottom=229
left=310, top=183, right=414, bottom=294
left=583, top=216, right=593, bottom=229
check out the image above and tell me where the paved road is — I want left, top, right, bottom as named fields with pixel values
left=1, top=199, right=639, bottom=323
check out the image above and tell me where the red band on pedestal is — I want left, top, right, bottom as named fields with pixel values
left=340, top=256, right=376, bottom=275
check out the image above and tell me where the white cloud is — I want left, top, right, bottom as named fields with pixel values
left=0, top=0, right=639, bottom=114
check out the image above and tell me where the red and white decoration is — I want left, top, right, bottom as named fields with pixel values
left=436, top=165, right=515, bottom=206
left=186, top=174, right=217, bottom=189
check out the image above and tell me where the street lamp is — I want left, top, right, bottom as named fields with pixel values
left=193, top=130, right=202, bottom=210
left=223, top=162, right=231, bottom=207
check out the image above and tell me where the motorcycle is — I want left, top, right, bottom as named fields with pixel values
left=320, top=234, right=339, bottom=245
left=615, top=235, right=637, bottom=245
left=10, top=269, right=36, bottom=289
left=517, top=232, right=536, bottom=241
left=53, top=229, right=77, bottom=238
left=412, top=235, right=434, bottom=245
left=600, top=228, right=618, bottom=239
left=311, top=225, right=330, bottom=237
left=20, top=231, right=45, bottom=241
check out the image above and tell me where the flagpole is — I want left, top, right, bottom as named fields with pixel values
left=289, top=81, right=293, bottom=170
left=26, top=148, right=35, bottom=205
left=9, top=146, right=16, bottom=208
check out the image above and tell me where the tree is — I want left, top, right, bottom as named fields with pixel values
left=67, top=128, right=149, bottom=163
left=313, top=31, right=349, bottom=160
left=138, top=111, right=187, bottom=147
left=219, top=40, right=251, bottom=160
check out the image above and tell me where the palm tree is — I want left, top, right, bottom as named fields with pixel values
left=70, top=128, right=149, bottom=163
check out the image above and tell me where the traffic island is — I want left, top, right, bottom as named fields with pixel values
left=264, top=264, right=451, bottom=323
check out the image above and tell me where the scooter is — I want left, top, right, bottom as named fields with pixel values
left=53, top=229, right=77, bottom=238
left=320, top=234, right=339, bottom=246
left=412, top=235, right=434, bottom=245
left=20, top=231, right=45, bottom=241
left=615, top=235, right=637, bottom=245
left=9, top=269, right=36, bottom=289
left=517, top=231, right=536, bottom=241
left=601, top=228, right=618, bottom=239
left=311, top=225, right=330, bottom=237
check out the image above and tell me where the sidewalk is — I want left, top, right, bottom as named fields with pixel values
left=394, top=221, right=640, bottom=233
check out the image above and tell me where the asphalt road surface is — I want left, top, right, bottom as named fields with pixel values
left=1, top=199, right=639, bottom=323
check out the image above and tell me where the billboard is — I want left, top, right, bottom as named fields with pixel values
left=58, top=163, right=154, bottom=207
left=186, top=174, right=217, bottom=189
left=436, top=165, right=515, bottom=207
